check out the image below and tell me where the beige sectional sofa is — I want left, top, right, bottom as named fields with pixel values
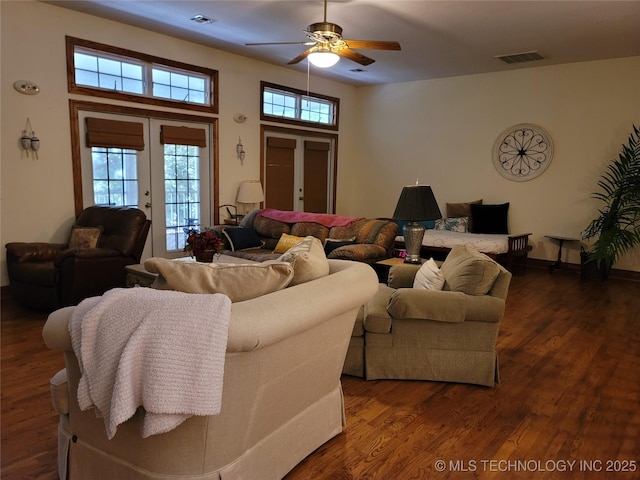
left=42, top=256, right=379, bottom=480
left=344, top=245, right=512, bottom=387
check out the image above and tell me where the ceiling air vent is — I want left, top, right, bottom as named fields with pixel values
left=495, top=50, right=545, bottom=65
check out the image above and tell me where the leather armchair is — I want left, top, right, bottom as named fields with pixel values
left=6, top=206, right=150, bottom=311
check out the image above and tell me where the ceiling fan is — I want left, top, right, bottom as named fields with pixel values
left=246, top=0, right=401, bottom=68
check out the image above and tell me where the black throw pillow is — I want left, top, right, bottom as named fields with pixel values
left=324, top=239, right=356, bottom=255
left=223, top=227, right=263, bottom=251
left=470, top=203, right=510, bottom=234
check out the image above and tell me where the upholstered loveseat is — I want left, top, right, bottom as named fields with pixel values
left=43, top=255, right=379, bottom=480
left=343, top=245, right=512, bottom=387
left=213, top=208, right=398, bottom=264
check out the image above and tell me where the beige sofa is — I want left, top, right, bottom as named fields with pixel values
left=343, top=245, right=512, bottom=387
left=42, top=259, right=379, bottom=480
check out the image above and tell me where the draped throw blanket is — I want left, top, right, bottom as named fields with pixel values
left=69, top=288, right=231, bottom=439
left=259, top=208, right=363, bottom=228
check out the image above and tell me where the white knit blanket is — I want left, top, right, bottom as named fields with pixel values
left=69, top=287, right=231, bottom=439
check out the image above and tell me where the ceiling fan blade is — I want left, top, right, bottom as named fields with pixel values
left=246, top=41, right=312, bottom=46
left=343, top=40, right=401, bottom=51
left=337, top=48, right=376, bottom=66
left=287, top=48, right=314, bottom=65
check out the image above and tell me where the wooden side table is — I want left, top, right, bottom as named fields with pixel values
left=545, top=235, right=581, bottom=272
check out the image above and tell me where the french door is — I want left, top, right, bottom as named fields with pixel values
left=263, top=132, right=335, bottom=213
left=79, top=111, right=213, bottom=259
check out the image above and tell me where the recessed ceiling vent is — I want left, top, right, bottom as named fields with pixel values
left=190, top=14, right=216, bottom=25
left=495, top=50, right=545, bottom=64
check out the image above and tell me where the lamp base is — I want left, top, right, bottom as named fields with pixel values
left=403, top=222, right=425, bottom=264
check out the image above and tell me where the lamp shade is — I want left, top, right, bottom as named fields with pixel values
left=308, top=51, right=340, bottom=68
left=237, top=180, right=264, bottom=204
left=392, top=185, right=441, bottom=221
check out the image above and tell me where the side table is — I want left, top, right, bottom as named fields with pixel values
left=374, top=257, right=425, bottom=283
left=545, top=235, right=581, bottom=272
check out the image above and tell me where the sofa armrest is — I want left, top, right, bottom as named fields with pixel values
left=327, top=243, right=387, bottom=262
left=42, top=305, right=79, bottom=352
left=6, top=242, right=66, bottom=263
left=387, top=264, right=421, bottom=288
left=387, top=288, right=467, bottom=322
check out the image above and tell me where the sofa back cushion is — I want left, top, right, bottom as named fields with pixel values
left=290, top=222, right=329, bottom=242
left=144, top=258, right=294, bottom=302
left=440, top=244, right=500, bottom=295
left=329, top=219, right=398, bottom=249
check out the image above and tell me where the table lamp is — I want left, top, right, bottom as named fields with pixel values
left=237, top=180, right=264, bottom=214
left=393, top=184, right=441, bottom=264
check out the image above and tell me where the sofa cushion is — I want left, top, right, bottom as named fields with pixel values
left=223, top=227, right=264, bottom=251
left=69, top=226, right=102, bottom=249
left=290, top=222, right=330, bottom=242
left=364, top=284, right=395, bottom=334
left=324, top=238, right=356, bottom=255
left=144, top=257, right=294, bottom=302
left=276, top=236, right=329, bottom=286
left=440, top=244, right=500, bottom=295
left=253, top=214, right=290, bottom=239
left=273, top=233, right=305, bottom=253
left=413, top=258, right=445, bottom=290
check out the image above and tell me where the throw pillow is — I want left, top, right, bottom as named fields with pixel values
left=440, top=244, right=501, bottom=295
left=470, top=203, right=510, bottom=234
left=144, top=258, right=294, bottom=302
left=434, top=217, right=469, bottom=233
left=413, top=258, right=445, bottom=290
left=446, top=199, right=483, bottom=218
left=273, top=233, right=305, bottom=253
left=323, top=237, right=356, bottom=255
left=69, top=226, right=102, bottom=249
left=276, top=236, right=329, bottom=286
left=223, top=227, right=264, bottom=251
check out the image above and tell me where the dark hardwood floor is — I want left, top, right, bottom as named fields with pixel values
left=2, top=266, right=639, bottom=479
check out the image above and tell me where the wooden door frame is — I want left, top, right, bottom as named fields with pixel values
left=260, top=124, right=338, bottom=213
left=69, top=100, right=219, bottom=222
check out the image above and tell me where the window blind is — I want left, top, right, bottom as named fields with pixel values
left=85, top=117, right=145, bottom=150
left=160, top=125, right=207, bottom=147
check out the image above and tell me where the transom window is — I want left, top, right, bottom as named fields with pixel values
left=67, top=36, right=218, bottom=114
left=260, top=82, right=339, bottom=130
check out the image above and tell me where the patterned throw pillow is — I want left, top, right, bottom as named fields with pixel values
left=273, top=233, right=305, bottom=253
left=69, top=226, right=102, bottom=249
left=435, top=217, right=469, bottom=233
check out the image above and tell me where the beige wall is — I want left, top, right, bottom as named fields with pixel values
left=351, top=57, right=640, bottom=271
left=0, top=1, right=359, bottom=286
left=2, top=1, right=639, bottom=287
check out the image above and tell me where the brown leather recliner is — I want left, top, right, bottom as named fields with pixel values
left=6, top=206, right=150, bottom=311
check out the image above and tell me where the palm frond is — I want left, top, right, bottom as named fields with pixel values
left=584, top=125, right=640, bottom=269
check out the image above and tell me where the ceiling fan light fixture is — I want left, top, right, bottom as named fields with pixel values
left=308, top=50, right=340, bottom=68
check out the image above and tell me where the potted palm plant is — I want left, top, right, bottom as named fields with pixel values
left=582, top=125, right=640, bottom=279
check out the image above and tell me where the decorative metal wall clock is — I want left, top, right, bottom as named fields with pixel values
left=492, top=123, right=554, bottom=181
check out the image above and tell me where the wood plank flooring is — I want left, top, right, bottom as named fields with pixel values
left=2, top=267, right=639, bottom=479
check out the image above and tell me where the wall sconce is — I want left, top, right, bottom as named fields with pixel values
left=236, top=137, right=246, bottom=164
left=20, top=117, right=40, bottom=159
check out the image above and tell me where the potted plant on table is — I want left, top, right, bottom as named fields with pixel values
left=184, top=228, right=224, bottom=262
left=582, top=125, right=640, bottom=280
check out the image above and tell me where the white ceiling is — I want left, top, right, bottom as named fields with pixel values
left=44, top=0, right=640, bottom=86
